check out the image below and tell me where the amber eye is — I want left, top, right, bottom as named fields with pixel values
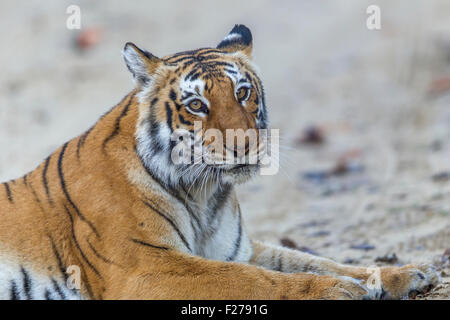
left=237, top=87, right=250, bottom=102
left=188, top=99, right=203, bottom=111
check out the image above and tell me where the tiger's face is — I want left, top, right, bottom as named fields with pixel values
left=123, top=25, right=268, bottom=189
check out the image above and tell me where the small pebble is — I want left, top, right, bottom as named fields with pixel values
left=296, top=126, right=325, bottom=145
left=375, top=253, right=398, bottom=264
left=350, top=243, right=375, bottom=251
left=432, top=172, right=450, bottom=182
left=77, top=27, right=102, bottom=50
left=309, top=230, right=330, bottom=237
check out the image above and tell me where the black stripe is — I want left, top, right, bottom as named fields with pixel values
left=48, top=234, right=67, bottom=281
left=189, top=71, right=202, bottom=81
left=181, top=91, right=195, bottom=100
left=225, top=68, right=237, bottom=75
left=165, top=102, right=173, bottom=130
left=150, top=131, right=164, bottom=154
left=181, top=59, right=196, bottom=70
left=180, top=184, right=194, bottom=202
left=206, top=61, right=234, bottom=68
left=28, top=182, right=42, bottom=204
left=135, top=145, right=202, bottom=233
left=254, top=95, right=259, bottom=106
left=3, top=182, right=13, bottom=203
left=142, top=200, right=191, bottom=251
left=226, top=207, right=243, bottom=261
left=209, top=184, right=231, bottom=222
left=185, top=68, right=199, bottom=81
left=167, top=56, right=194, bottom=64
left=86, top=239, right=114, bottom=265
left=63, top=204, right=102, bottom=279
left=10, top=281, right=19, bottom=300
left=273, top=252, right=283, bottom=272
left=77, top=92, right=132, bottom=160
left=148, top=104, right=165, bottom=155
left=42, top=156, right=53, bottom=205
left=45, top=290, right=52, bottom=300
left=76, top=262, right=96, bottom=299
left=76, top=126, right=94, bottom=161
left=243, top=69, right=267, bottom=127
left=166, top=48, right=223, bottom=62
left=168, top=50, right=196, bottom=58
left=130, top=238, right=169, bottom=250
left=102, top=96, right=132, bottom=151
left=150, top=97, right=159, bottom=107
left=169, top=89, right=177, bottom=102
left=197, top=54, right=221, bottom=61
left=179, top=114, right=193, bottom=126
left=58, top=142, right=100, bottom=237
left=166, top=50, right=196, bottom=59
left=21, top=267, right=32, bottom=300
left=278, top=254, right=284, bottom=272
left=51, top=278, right=66, bottom=300
left=197, top=49, right=223, bottom=55
left=23, top=174, right=28, bottom=187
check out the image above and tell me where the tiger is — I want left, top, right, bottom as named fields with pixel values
left=0, top=24, right=440, bottom=300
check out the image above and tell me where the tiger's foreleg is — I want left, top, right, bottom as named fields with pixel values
left=250, top=240, right=440, bottom=299
left=102, top=250, right=370, bottom=300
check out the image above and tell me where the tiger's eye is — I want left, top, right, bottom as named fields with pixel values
left=189, top=99, right=203, bottom=110
left=237, top=87, right=249, bottom=101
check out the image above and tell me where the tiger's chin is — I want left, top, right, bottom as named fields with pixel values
left=214, top=164, right=260, bottom=185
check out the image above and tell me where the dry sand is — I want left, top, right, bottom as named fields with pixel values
left=0, top=0, right=448, bottom=299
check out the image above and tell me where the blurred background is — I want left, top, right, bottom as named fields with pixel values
left=0, top=0, right=449, bottom=298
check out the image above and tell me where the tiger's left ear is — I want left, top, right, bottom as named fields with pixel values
left=122, top=42, right=162, bottom=85
left=217, top=24, right=253, bottom=57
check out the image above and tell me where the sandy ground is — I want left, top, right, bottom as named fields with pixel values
left=0, top=1, right=449, bottom=299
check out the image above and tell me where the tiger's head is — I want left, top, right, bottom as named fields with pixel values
left=123, top=25, right=269, bottom=191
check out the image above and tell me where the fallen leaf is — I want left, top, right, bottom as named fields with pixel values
left=280, top=237, right=298, bottom=249
left=296, top=126, right=325, bottom=145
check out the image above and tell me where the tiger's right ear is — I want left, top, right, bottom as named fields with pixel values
left=217, top=24, right=253, bottom=57
left=122, top=42, right=162, bottom=85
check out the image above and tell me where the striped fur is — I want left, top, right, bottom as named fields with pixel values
left=0, top=25, right=439, bottom=299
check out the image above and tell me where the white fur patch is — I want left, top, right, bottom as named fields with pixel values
left=0, top=255, right=81, bottom=300
left=223, top=33, right=242, bottom=42
left=179, top=78, right=209, bottom=117
left=224, top=64, right=252, bottom=107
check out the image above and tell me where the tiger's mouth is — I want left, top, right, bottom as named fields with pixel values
left=210, top=163, right=259, bottom=174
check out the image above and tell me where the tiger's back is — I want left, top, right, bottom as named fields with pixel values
left=0, top=92, right=146, bottom=299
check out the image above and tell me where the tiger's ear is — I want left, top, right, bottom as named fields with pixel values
left=122, top=42, right=162, bottom=85
left=217, top=24, right=253, bottom=57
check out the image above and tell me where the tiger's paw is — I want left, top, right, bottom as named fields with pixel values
left=378, top=264, right=440, bottom=299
